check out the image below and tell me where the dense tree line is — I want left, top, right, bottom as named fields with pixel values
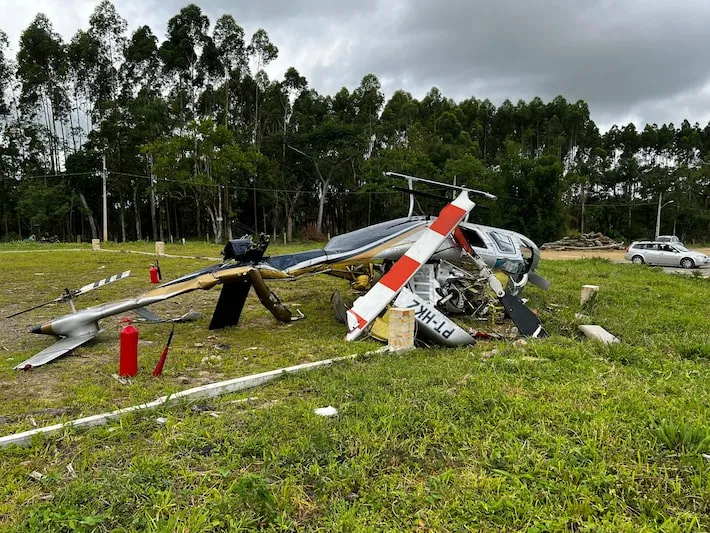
left=0, top=2, right=708, bottom=246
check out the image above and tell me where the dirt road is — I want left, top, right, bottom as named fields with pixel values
left=541, top=247, right=710, bottom=261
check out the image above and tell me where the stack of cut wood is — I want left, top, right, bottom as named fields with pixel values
left=541, top=232, right=625, bottom=250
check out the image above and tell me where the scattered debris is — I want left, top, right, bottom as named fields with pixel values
left=345, top=492, right=359, bottom=502
left=579, top=325, right=620, bottom=344
left=29, top=471, right=44, bottom=481
left=214, top=343, right=231, bottom=351
left=111, top=374, right=132, bottom=385
left=513, top=339, right=528, bottom=347
left=155, top=417, right=167, bottom=425
left=542, top=232, right=624, bottom=250
left=575, top=313, right=591, bottom=320
left=227, top=397, right=258, bottom=405
left=314, top=406, right=338, bottom=417
left=66, top=463, right=77, bottom=479
left=190, top=403, right=215, bottom=413
left=177, top=376, right=190, bottom=384
left=201, top=355, right=222, bottom=365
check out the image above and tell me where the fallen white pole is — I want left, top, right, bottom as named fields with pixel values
left=0, top=349, right=385, bottom=449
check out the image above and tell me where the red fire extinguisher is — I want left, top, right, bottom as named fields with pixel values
left=119, top=324, right=139, bottom=377
left=149, top=264, right=160, bottom=284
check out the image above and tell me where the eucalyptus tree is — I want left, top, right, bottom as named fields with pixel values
left=213, top=14, right=247, bottom=128
left=87, top=1, right=126, bottom=116
left=16, top=14, right=68, bottom=173
left=159, top=4, right=211, bottom=125
left=122, top=26, right=161, bottom=97
left=247, top=28, right=278, bottom=146
left=0, top=30, right=10, bottom=118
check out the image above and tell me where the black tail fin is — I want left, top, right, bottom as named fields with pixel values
left=209, top=277, right=252, bottom=330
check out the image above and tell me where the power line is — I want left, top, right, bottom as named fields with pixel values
left=2, top=171, right=405, bottom=196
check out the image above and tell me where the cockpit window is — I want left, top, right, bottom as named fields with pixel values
left=460, top=227, right=487, bottom=249
left=489, top=231, right=515, bottom=253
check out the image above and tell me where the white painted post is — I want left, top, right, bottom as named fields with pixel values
left=580, top=285, right=599, bottom=306
left=155, top=241, right=165, bottom=256
left=91, top=239, right=101, bottom=251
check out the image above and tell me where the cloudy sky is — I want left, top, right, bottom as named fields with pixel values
left=1, top=0, right=709, bottom=130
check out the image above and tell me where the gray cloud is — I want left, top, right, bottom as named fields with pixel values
left=1, top=0, right=709, bottom=129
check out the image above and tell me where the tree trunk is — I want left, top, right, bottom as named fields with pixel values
left=173, top=200, right=180, bottom=241
left=79, top=192, right=98, bottom=240
left=206, top=205, right=221, bottom=244
left=158, top=196, right=164, bottom=242
left=216, top=192, right=223, bottom=243
left=316, top=179, right=329, bottom=234
left=580, top=183, right=586, bottom=234
left=119, top=192, right=127, bottom=243
left=195, top=197, right=201, bottom=238
left=165, top=197, right=172, bottom=242
left=223, top=184, right=232, bottom=240
left=287, top=210, right=294, bottom=243
left=133, top=187, right=142, bottom=240
left=224, top=67, right=230, bottom=127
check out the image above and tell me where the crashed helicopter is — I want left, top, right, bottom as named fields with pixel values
left=8, top=173, right=550, bottom=370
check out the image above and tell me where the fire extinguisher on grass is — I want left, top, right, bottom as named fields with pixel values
left=119, top=323, right=139, bottom=377
left=149, top=264, right=159, bottom=284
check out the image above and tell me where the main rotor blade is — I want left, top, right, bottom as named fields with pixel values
left=73, top=270, right=131, bottom=298
left=391, top=186, right=450, bottom=203
left=385, top=171, right=497, bottom=200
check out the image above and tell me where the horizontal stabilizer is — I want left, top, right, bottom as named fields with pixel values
left=15, top=331, right=101, bottom=370
left=528, top=271, right=552, bottom=291
left=134, top=307, right=201, bottom=323
left=133, top=306, right=162, bottom=322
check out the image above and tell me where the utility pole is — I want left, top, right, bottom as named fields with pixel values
left=102, top=154, right=108, bottom=242
left=655, top=192, right=674, bottom=240
left=149, top=156, right=158, bottom=241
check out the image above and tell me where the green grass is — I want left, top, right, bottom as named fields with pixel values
left=1, top=247, right=710, bottom=531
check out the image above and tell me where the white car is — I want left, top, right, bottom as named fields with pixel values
left=625, top=241, right=710, bottom=269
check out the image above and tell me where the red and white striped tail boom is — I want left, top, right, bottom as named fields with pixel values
left=346, top=192, right=475, bottom=341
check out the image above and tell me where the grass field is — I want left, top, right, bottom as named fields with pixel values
left=1, top=241, right=710, bottom=531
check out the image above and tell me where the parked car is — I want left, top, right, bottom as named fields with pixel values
left=625, top=241, right=710, bottom=268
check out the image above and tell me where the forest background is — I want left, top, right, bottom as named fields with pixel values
left=0, top=2, right=708, bottom=246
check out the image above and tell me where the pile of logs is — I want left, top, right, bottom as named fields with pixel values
left=541, top=232, right=625, bottom=250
